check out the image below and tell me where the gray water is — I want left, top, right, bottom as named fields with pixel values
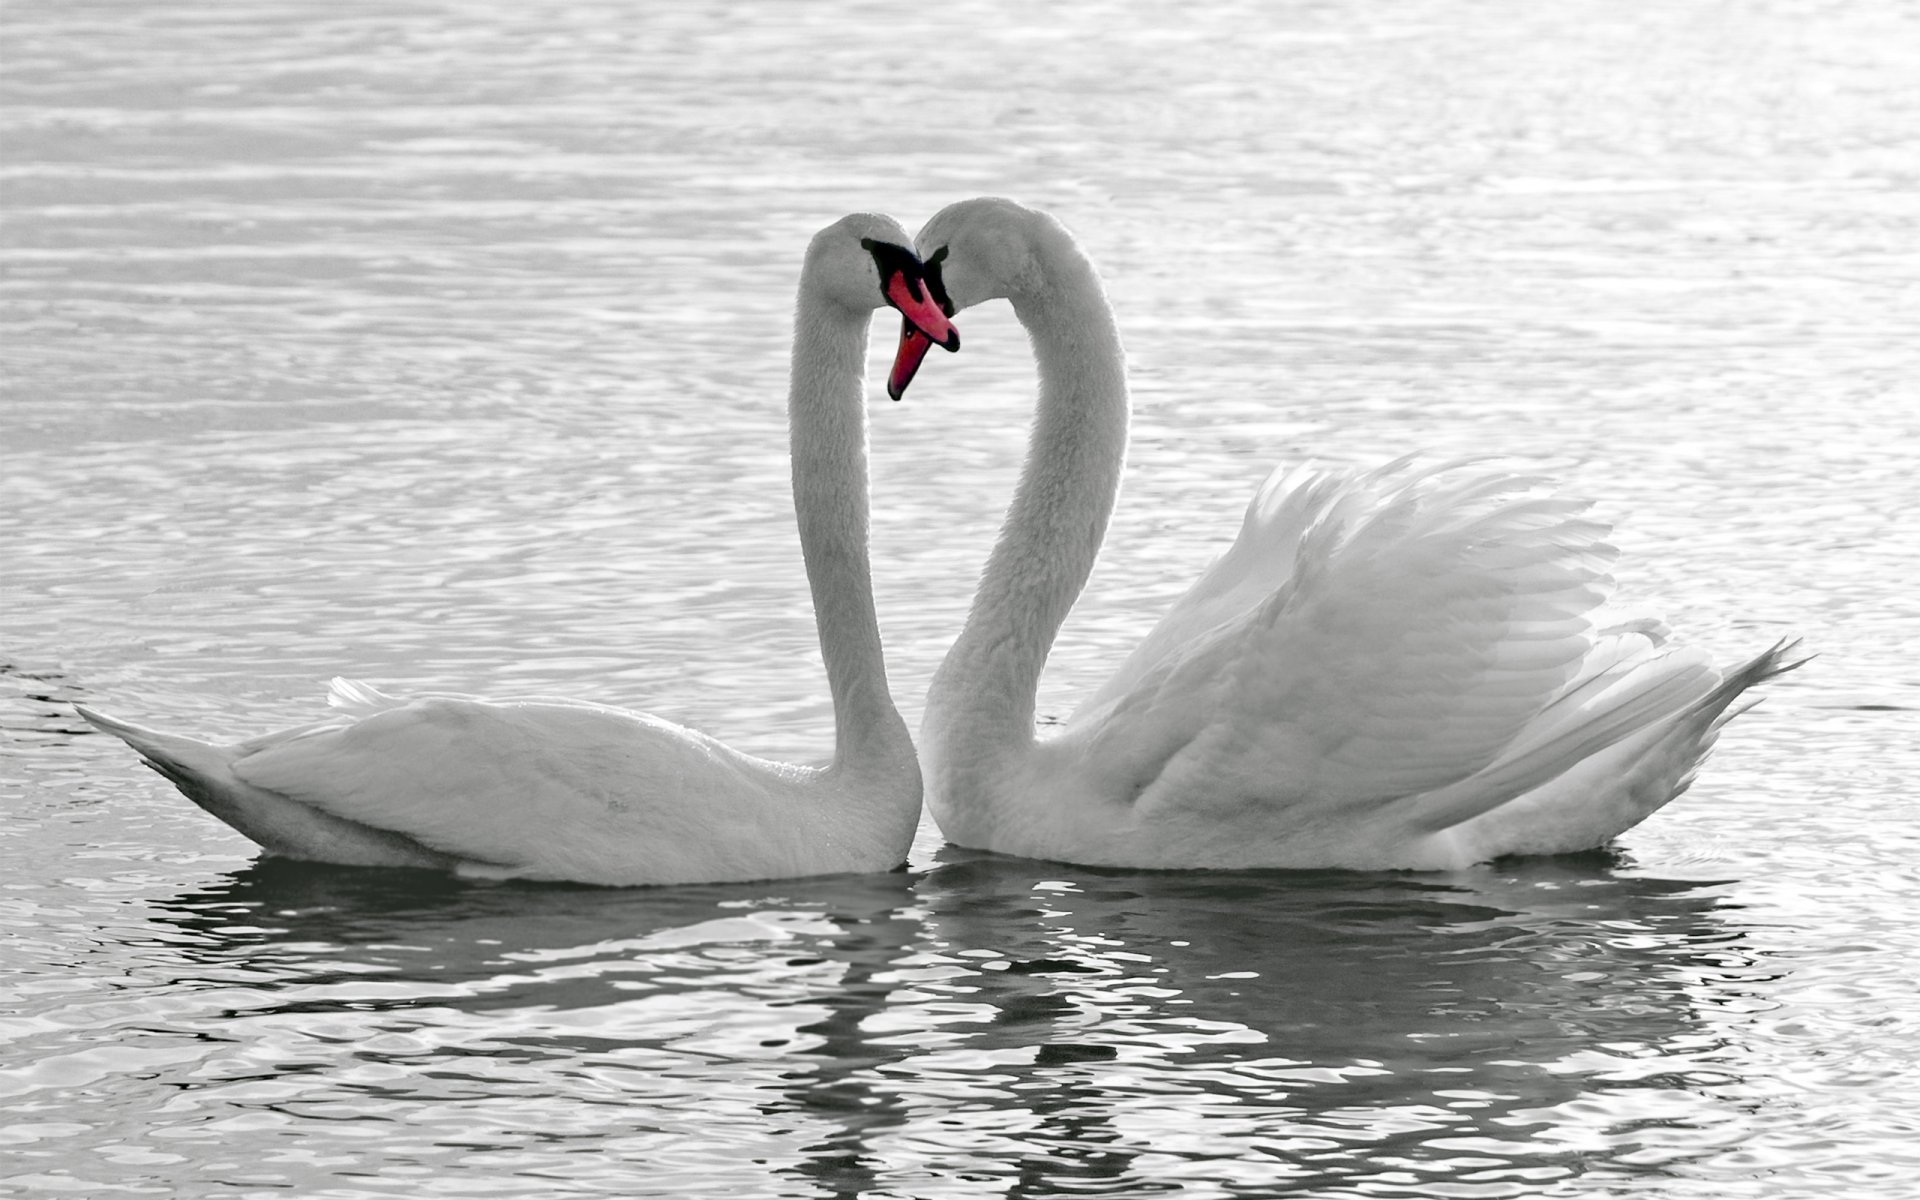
left=4, top=1, right=1918, bottom=1196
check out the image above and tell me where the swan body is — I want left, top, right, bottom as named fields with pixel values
left=895, top=196, right=1800, bottom=871
left=78, top=213, right=959, bottom=886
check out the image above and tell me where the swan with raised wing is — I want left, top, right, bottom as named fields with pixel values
left=78, top=213, right=957, bottom=886
left=888, top=196, right=1799, bottom=871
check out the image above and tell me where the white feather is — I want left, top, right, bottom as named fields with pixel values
left=77, top=212, right=930, bottom=886
left=910, top=197, right=1802, bottom=870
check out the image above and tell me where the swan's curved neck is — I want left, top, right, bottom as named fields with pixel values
left=788, top=290, right=911, bottom=777
left=929, top=247, right=1129, bottom=757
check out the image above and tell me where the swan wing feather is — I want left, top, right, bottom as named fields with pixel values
left=232, top=695, right=801, bottom=883
left=1074, top=463, right=1622, bottom=820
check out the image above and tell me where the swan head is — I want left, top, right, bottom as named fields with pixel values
left=885, top=197, right=1089, bottom=399
left=912, top=197, right=1061, bottom=311
left=803, top=213, right=959, bottom=399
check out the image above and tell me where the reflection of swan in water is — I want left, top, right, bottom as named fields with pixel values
left=136, top=862, right=925, bottom=1194
left=902, top=847, right=1765, bottom=1194
left=890, top=196, right=1801, bottom=871
left=112, top=855, right=1763, bottom=1194
left=74, top=214, right=955, bottom=886
left=150, top=860, right=920, bottom=1020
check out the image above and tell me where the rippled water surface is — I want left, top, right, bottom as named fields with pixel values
left=5, top=1, right=1918, bottom=1196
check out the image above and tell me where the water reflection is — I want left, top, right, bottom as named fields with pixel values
left=96, top=863, right=921, bottom=1195
left=114, top=854, right=1768, bottom=1197
left=151, top=858, right=919, bottom=1022
left=895, top=851, right=1765, bottom=1196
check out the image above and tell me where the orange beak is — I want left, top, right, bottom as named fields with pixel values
left=880, top=270, right=957, bottom=401
left=882, top=269, right=958, bottom=353
left=861, top=237, right=960, bottom=401
left=886, top=322, right=938, bottom=401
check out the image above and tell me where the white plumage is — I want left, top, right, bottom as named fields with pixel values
left=899, top=197, right=1799, bottom=870
left=76, top=212, right=946, bottom=886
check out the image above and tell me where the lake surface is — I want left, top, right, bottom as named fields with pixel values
left=4, top=1, right=1918, bottom=1196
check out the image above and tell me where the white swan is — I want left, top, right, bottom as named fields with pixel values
left=889, top=196, right=1801, bottom=871
left=77, top=212, right=959, bottom=886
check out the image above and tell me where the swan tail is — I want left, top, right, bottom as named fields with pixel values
left=1639, top=638, right=1807, bottom=801
left=1702, top=638, right=1810, bottom=728
left=75, top=703, right=456, bottom=870
left=1407, top=639, right=1806, bottom=856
